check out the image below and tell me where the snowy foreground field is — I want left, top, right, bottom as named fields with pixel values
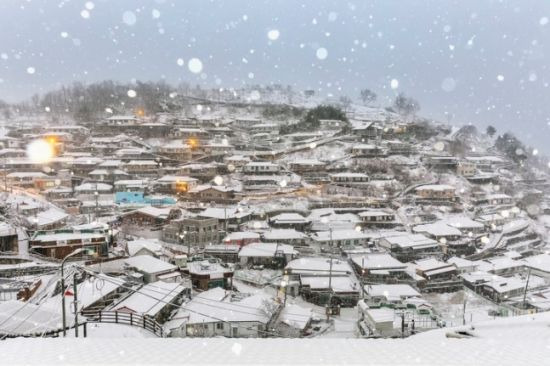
left=2, top=311, right=550, bottom=366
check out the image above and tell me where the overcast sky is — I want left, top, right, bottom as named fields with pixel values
left=0, top=0, right=549, bottom=151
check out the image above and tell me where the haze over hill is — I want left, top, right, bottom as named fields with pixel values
left=0, top=0, right=549, bottom=151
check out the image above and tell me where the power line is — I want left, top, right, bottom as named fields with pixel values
left=80, top=267, right=285, bottom=338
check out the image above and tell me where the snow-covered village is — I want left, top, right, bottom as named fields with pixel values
left=1, top=1, right=550, bottom=365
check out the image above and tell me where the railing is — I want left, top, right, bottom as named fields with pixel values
left=82, top=310, right=165, bottom=337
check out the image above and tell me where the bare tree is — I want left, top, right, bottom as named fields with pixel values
left=359, top=89, right=377, bottom=105
left=393, top=93, right=420, bottom=118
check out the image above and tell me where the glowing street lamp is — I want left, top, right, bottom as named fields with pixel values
left=187, top=137, right=199, bottom=149
left=26, top=139, right=55, bottom=164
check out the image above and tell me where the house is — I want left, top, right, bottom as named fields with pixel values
left=28, top=230, right=108, bottom=259
left=330, top=173, right=369, bottom=185
left=413, top=222, right=462, bottom=242
left=457, top=161, right=477, bottom=177
left=155, top=140, right=192, bottom=160
left=276, top=304, right=313, bottom=337
left=357, top=301, right=400, bottom=338
left=415, top=185, right=456, bottom=201
left=105, top=115, right=139, bottom=125
left=287, top=159, right=327, bottom=173
left=479, top=275, right=534, bottom=303
left=378, top=233, right=442, bottom=262
left=243, top=161, right=280, bottom=174
left=125, top=160, right=159, bottom=176
left=224, top=155, right=251, bottom=169
left=351, top=253, right=410, bottom=283
left=349, top=144, right=386, bottom=157
left=523, top=254, right=550, bottom=279
left=299, top=275, right=361, bottom=307
left=164, top=287, right=278, bottom=338
left=222, top=231, right=261, bottom=247
left=351, top=121, right=381, bottom=139
left=268, top=213, right=311, bottom=231
left=385, top=140, right=415, bottom=155
left=414, top=258, right=461, bottom=292
left=189, top=185, right=236, bottom=203
left=121, top=206, right=178, bottom=227
left=26, top=207, right=69, bottom=230
left=203, top=245, right=240, bottom=263
left=162, top=217, right=220, bottom=246
left=123, top=255, right=181, bottom=283
left=411, top=221, right=473, bottom=256
left=238, top=243, right=298, bottom=268
left=364, top=284, right=421, bottom=307
left=155, top=175, right=198, bottom=194
left=261, top=229, right=309, bottom=247
left=447, top=257, right=478, bottom=273
left=286, top=257, right=359, bottom=306
left=114, top=179, right=149, bottom=192
left=126, top=239, right=165, bottom=258
left=184, top=259, right=234, bottom=290
left=6, top=172, right=49, bottom=188
left=0, top=223, right=18, bottom=253
left=311, top=229, right=371, bottom=251
left=74, top=182, right=113, bottom=195
left=198, top=207, right=252, bottom=231
left=444, top=216, right=485, bottom=234
left=358, top=210, right=398, bottom=228
left=111, top=281, right=189, bottom=324
left=423, top=155, right=459, bottom=171
left=177, top=163, right=220, bottom=180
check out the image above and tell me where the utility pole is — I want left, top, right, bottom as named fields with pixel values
left=522, top=267, right=532, bottom=309
left=462, top=298, right=467, bottom=325
left=73, top=272, right=79, bottom=338
left=61, top=264, right=67, bottom=337
left=327, top=228, right=334, bottom=321
left=361, top=257, right=366, bottom=300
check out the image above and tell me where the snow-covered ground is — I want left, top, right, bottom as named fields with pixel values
left=2, top=311, right=550, bottom=365
left=423, top=290, right=501, bottom=327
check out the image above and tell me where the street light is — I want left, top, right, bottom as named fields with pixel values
left=280, top=280, right=288, bottom=306
left=61, top=248, right=86, bottom=337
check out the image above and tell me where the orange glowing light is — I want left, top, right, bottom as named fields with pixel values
left=187, top=138, right=199, bottom=149
left=136, top=108, right=145, bottom=117
left=176, top=181, right=188, bottom=192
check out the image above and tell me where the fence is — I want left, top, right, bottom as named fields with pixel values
left=83, top=310, right=165, bottom=337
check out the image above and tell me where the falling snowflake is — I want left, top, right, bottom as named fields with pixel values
left=441, top=77, right=456, bottom=92
left=26, top=67, right=35, bottom=74
left=152, top=9, right=161, bottom=19
left=122, top=11, right=137, bottom=26
left=316, top=47, right=328, bottom=60
left=249, top=90, right=261, bottom=100
left=214, top=176, right=224, bottom=185
left=176, top=58, right=184, bottom=66
left=127, top=89, right=137, bottom=98
left=267, top=29, right=280, bottom=41
left=60, top=32, right=69, bottom=38
left=85, top=2, right=95, bottom=10
left=497, top=74, right=504, bottom=82
left=540, top=17, right=549, bottom=26
left=390, top=79, right=399, bottom=89
left=188, top=58, right=203, bottom=73
left=80, top=10, right=90, bottom=19
left=231, top=343, right=242, bottom=356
